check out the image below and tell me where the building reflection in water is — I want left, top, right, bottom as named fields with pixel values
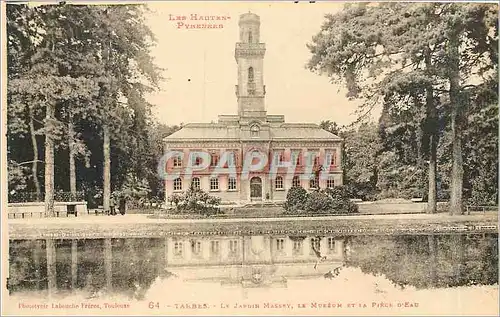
left=166, top=235, right=345, bottom=288
left=7, top=233, right=498, bottom=299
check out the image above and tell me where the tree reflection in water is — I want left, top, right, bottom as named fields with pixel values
left=7, top=233, right=498, bottom=299
left=344, top=234, right=498, bottom=289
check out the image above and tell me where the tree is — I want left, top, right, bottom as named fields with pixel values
left=84, top=5, right=161, bottom=213
left=7, top=4, right=45, bottom=200
left=308, top=3, right=498, bottom=214
left=8, top=3, right=101, bottom=216
left=342, top=123, right=382, bottom=200
left=319, top=120, right=342, bottom=135
left=6, top=4, right=163, bottom=216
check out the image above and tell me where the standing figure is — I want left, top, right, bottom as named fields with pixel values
left=110, top=195, right=117, bottom=216
left=119, top=196, right=126, bottom=215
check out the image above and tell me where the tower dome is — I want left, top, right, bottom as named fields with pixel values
left=239, top=12, right=260, bottom=26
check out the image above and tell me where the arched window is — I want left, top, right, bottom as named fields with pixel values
left=292, top=176, right=301, bottom=187
left=248, top=31, right=253, bottom=43
left=173, top=178, right=182, bottom=191
left=248, top=67, right=254, bottom=83
left=191, top=177, right=200, bottom=190
left=309, top=176, right=319, bottom=189
left=275, top=176, right=284, bottom=190
left=250, top=124, right=260, bottom=137
left=173, top=155, right=182, bottom=167
left=314, top=156, right=320, bottom=167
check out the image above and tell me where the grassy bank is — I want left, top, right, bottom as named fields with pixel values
left=8, top=213, right=498, bottom=240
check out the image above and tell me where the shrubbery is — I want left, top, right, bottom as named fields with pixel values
left=284, top=185, right=358, bottom=214
left=168, top=188, right=222, bottom=215
left=283, top=186, right=308, bottom=213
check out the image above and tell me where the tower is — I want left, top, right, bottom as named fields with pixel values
left=235, top=13, right=266, bottom=120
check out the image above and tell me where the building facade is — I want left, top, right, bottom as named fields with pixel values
left=165, top=235, right=345, bottom=287
left=163, top=13, right=343, bottom=205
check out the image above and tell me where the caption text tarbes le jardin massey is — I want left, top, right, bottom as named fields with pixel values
left=169, top=14, right=231, bottom=29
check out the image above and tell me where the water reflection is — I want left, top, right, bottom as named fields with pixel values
left=7, top=233, right=498, bottom=299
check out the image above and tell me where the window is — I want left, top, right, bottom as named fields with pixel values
left=310, top=238, right=320, bottom=255
left=229, top=240, right=238, bottom=254
left=191, top=177, right=200, bottom=190
left=291, top=151, right=301, bottom=165
left=173, top=178, right=182, bottom=191
left=248, top=67, right=256, bottom=95
left=210, top=177, right=219, bottom=191
left=327, top=177, right=335, bottom=189
left=227, top=152, right=236, bottom=167
left=326, top=150, right=337, bottom=166
left=248, top=67, right=254, bottom=82
left=210, top=153, right=219, bottom=167
left=275, top=176, right=284, bottom=190
left=314, top=156, right=320, bottom=167
left=276, top=238, right=285, bottom=251
left=293, top=240, right=303, bottom=255
left=248, top=31, right=253, bottom=43
left=274, top=151, right=284, bottom=164
left=292, top=176, right=301, bottom=187
left=309, top=176, right=319, bottom=189
left=173, top=155, right=182, bottom=167
left=250, top=124, right=260, bottom=137
left=211, top=241, right=220, bottom=255
left=174, top=242, right=183, bottom=256
left=191, top=240, right=202, bottom=255
left=328, top=237, right=336, bottom=251
left=228, top=177, right=237, bottom=190
left=307, top=151, right=319, bottom=166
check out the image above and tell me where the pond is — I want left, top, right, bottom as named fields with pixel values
left=6, top=233, right=499, bottom=315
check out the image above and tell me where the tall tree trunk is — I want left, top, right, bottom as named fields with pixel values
left=28, top=107, right=42, bottom=201
left=428, top=234, right=438, bottom=287
left=452, top=234, right=466, bottom=285
left=68, top=111, right=77, bottom=196
left=103, top=124, right=111, bottom=213
left=448, top=33, right=464, bottom=215
left=44, top=103, right=55, bottom=217
left=426, top=86, right=438, bottom=214
left=425, top=51, right=438, bottom=214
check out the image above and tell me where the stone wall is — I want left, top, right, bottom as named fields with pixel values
left=8, top=202, right=88, bottom=218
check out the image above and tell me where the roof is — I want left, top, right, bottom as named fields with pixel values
left=271, top=124, right=342, bottom=140
left=165, top=124, right=240, bottom=140
left=164, top=123, right=342, bottom=142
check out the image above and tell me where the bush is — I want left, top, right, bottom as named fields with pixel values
left=304, top=190, right=334, bottom=212
left=284, top=185, right=358, bottom=214
left=284, top=186, right=308, bottom=213
left=168, top=188, right=221, bottom=215
left=321, top=186, right=359, bottom=214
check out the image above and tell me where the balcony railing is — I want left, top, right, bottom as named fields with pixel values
left=236, top=43, right=265, bottom=50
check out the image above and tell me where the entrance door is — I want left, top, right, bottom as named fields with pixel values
left=250, top=177, right=262, bottom=201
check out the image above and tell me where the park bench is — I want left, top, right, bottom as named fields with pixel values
left=91, top=205, right=105, bottom=215
left=465, top=205, right=497, bottom=215
left=66, top=203, right=78, bottom=217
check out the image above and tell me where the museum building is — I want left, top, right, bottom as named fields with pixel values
left=163, top=12, right=343, bottom=204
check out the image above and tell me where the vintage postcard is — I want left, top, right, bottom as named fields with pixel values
left=1, top=1, right=499, bottom=316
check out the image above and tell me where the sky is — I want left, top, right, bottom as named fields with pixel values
left=144, top=2, right=373, bottom=127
